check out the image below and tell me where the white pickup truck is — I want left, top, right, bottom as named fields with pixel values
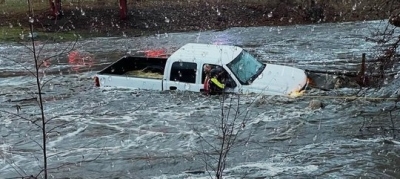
left=94, top=43, right=308, bottom=96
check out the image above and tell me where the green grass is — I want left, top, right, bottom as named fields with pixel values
left=0, top=25, right=155, bottom=43
left=0, top=0, right=117, bottom=14
left=0, top=26, right=84, bottom=43
left=0, top=26, right=26, bottom=42
left=0, top=0, right=46, bottom=13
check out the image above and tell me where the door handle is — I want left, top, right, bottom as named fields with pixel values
left=169, top=86, right=177, bottom=90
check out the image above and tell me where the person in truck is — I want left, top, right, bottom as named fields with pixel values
left=203, top=64, right=226, bottom=95
left=203, top=64, right=212, bottom=94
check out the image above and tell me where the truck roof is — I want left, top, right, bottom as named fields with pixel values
left=169, top=43, right=243, bottom=65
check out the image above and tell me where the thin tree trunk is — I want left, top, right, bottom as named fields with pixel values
left=28, top=0, right=48, bottom=178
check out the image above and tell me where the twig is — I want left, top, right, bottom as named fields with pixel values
left=0, top=110, right=42, bottom=129
left=0, top=153, right=25, bottom=178
left=0, top=55, right=37, bottom=78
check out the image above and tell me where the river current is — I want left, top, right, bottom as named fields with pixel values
left=1, top=20, right=400, bottom=178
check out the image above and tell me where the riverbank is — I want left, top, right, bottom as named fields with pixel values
left=0, top=0, right=397, bottom=42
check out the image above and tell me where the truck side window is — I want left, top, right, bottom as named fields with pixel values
left=170, top=62, right=197, bottom=83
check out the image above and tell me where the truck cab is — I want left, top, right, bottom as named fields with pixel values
left=162, top=43, right=307, bottom=96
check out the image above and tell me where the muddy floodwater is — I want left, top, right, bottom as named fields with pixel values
left=1, top=20, right=400, bottom=178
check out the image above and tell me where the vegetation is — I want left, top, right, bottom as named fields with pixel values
left=0, top=26, right=84, bottom=42
left=194, top=93, right=253, bottom=178
left=0, top=1, right=101, bottom=178
left=1, top=0, right=400, bottom=42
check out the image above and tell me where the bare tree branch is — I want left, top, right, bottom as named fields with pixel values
left=40, top=75, right=61, bottom=90
left=29, top=136, right=44, bottom=151
left=46, top=122, right=69, bottom=134
left=37, top=37, right=79, bottom=69
left=37, top=148, right=105, bottom=177
left=0, top=153, right=26, bottom=178
left=0, top=110, right=42, bottom=129
left=0, top=55, right=36, bottom=78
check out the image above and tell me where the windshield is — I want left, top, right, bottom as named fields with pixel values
left=227, top=51, right=265, bottom=85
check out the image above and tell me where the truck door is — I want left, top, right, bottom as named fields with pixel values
left=163, top=61, right=202, bottom=92
left=200, top=64, right=240, bottom=94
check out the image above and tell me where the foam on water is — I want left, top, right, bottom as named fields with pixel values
left=226, top=161, right=319, bottom=177
left=355, top=137, right=400, bottom=146
left=47, top=126, right=88, bottom=149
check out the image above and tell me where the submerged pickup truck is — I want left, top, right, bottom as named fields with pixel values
left=94, top=43, right=308, bottom=96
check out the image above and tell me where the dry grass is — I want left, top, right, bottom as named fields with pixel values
left=125, top=70, right=163, bottom=79
left=1, top=0, right=397, bottom=17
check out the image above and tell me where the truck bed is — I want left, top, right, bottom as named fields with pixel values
left=124, top=70, right=163, bottom=79
left=99, top=56, right=167, bottom=79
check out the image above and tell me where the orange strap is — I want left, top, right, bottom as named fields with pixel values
left=204, top=77, right=210, bottom=91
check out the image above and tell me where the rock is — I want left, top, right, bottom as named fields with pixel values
left=27, top=32, right=38, bottom=38
left=309, top=99, right=323, bottom=110
left=253, top=96, right=267, bottom=107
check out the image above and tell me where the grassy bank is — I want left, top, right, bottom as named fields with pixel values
left=0, top=27, right=88, bottom=42
left=0, top=0, right=398, bottom=43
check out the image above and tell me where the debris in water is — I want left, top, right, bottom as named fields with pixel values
left=309, top=99, right=323, bottom=110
